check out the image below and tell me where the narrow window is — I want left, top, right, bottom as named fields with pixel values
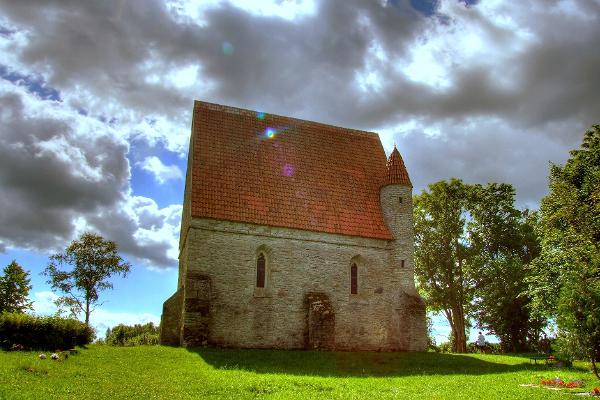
left=351, top=263, right=358, bottom=294
left=398, top=196, right=403, bottom=204
left=401, top=259, right=405, bottom=268
left=257, top=254, right=266, bottom=288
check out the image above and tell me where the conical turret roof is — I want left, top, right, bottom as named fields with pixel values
left=384, top=145, right=411, bottom=186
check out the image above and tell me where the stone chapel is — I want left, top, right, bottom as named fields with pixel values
left=160, top=100, right=427, bottom=351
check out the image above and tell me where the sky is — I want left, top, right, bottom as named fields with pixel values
left=0, top=0, right=598, bottom=342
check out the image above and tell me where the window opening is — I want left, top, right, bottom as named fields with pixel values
left=351, top=263, right=358, bottom=294
left=257, top=254, right=266, bottom=288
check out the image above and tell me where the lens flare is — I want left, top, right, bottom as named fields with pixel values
left=222, top=41, right=234, bottom=56
left=283, top=163, right=295, bottom=177
left=257, top=112, right=265, bottom=120
left=265, top=127, right=277, bottom=138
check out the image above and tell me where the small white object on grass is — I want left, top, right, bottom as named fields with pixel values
left=51, top=353, right=59, bottom=360
left=39, top=354, right=46, bottom=359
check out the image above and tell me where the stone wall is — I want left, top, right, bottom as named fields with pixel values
left=380, top=184, right=428, bottom=351
left=160, top=288, right=183, bottom=345
left=172, top=216, right=426, bottom=351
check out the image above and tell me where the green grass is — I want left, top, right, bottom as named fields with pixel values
left=1, top=345, right=598, bottom=399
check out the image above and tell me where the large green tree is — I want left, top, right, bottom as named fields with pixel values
left=468, top=197, right=543, bottom=352
left=415, top=180, right=542, bottom=352
left=414, top=179, right=473, bottom=353
left=0, top=260, right=33, bottom=313
left=530, top=125, right=600, bottom=375
left=43, top=232, right=131, bottom=325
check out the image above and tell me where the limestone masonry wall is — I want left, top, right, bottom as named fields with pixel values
left=168, top=215, right=426, bottom=351
left=160, top=288, right=183, bottom=345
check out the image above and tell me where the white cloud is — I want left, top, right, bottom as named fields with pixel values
left=137, top=156, right=183, bottom=184
left=31, top=291, right=60, bottom=315
left=169, top=0, right=317, bottom=21
left=0, top=79, right=181, bottom=268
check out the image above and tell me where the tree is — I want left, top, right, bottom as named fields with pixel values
left=468, top=185, right=544, bottom=352
left=43, top=232, right=131, bottom=325
left=414, top=179, right=473, bottom=353
left=0, top=260, right=33, bottom=313
left=415, top=179, right=543, bottom=353
left=529, top=125, right=600, bottom=376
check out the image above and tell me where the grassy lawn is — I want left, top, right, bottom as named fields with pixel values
left=1, top=345, right=598, bottom=399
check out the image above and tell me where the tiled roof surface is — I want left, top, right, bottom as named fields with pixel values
left=384, top=145, right=412, bottom=186
left=190, top=101, right=409, bottom=240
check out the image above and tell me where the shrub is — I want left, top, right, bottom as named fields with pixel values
left=0, top=312, right=94, bottom=350
left=438, top=341, right=453, bottom=353
left=105, top=322, right=160, bottom=346
left=467, top=342, right=501, bottom=354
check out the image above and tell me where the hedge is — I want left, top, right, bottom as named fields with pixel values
left=105, top=322, right=159, bottom=346
left=0, top=312, right=94, bottom=350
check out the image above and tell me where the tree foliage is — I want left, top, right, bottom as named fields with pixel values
left=0, top=260, right=33, bottom=314
left=529, top=125, right=600, bottom=376
left=43, top=232, right=131, bottom=325
left=414, top=179, right=473, bottom=353
left=105, top=322, right=160, bottom=346
left=415, top=179, right=542, bottom=352
left=468, top=187, right=544, bottom=352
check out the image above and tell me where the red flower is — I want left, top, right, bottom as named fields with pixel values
left=594, top=387, right=599, bottom=395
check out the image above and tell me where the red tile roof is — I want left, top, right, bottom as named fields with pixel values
left=189, top=101, right=410, bottom=240
left=384, top=145, right=412, bottom=186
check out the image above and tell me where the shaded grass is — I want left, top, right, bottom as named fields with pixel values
left=194, top=347, right=546, bottom=376
left=0, top=345, right=597, bottom=399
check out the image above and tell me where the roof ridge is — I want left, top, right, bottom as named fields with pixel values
left=194, top=100, right=381, bottom=138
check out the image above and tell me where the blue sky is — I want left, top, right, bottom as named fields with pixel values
left=0, top=0, right=598, bottom=342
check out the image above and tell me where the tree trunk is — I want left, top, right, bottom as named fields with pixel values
left=443, top=309, right=457, bottom=351
left=592, top=355, right=600, bottom=379
left=85, top=298, right=90, bottom=326
left=453, top=245, right=468, bottom=353
left=444, top=307, right=467, bottom=353
left=454, top=310, right=467, bottom=353
left=452, top=304, right=468, bottom=353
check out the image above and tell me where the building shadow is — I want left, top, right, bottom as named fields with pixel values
left=187, top=347, right=547, bottom=377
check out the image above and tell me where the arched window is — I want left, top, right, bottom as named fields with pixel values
left=256, top=253, right=266, bottom=288
left=350, top=263, right=358, bottom=294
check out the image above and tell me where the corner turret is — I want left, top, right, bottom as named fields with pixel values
left=380, top=145, right=413, bottom=244
left=380, top=144, right=426, bottom=351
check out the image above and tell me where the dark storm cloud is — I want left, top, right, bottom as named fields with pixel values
left=196, top=0, right=432, bottom=120
left=515, top=18, right=600, bottom=129
left=0, top=0, right=429, bottom=122
left=354, top=4, right=600, bottom=131
left=1, top=0, right=597, bottom=130
left=0, top=0, right=193, bottom=116
left=86, top=204, right=175, bottom=268
left=0, top=0, right=598, bottom=262
left=0, top=87, right=178, bottom=267
left=396, top=118, right=586, bottom=207
left=0, top=90, right=129, bottom=249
